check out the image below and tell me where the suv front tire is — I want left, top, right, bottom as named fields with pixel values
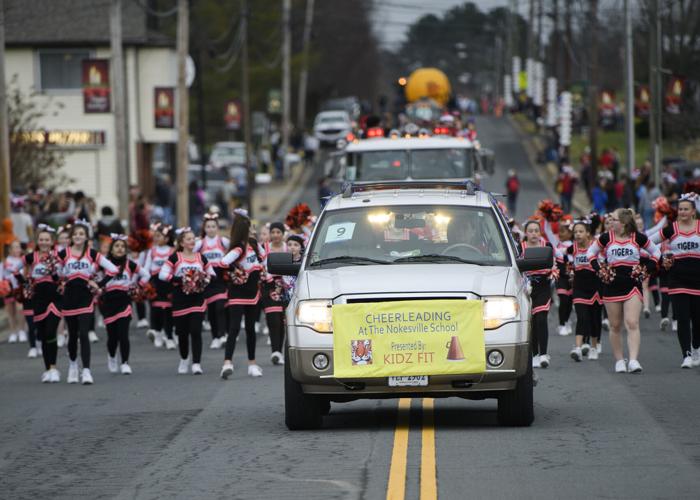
left=497, top=350, right=534, bottom=427
left=285, top=347, right=324, bottom=430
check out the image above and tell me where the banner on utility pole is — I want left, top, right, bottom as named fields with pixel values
left=559, top=91, right=572, bottom=147
left=82, top=59, right=111, bottom=113
left=512, top=56, right=521, bottom=92
left=546, top=77, right=557, bottom=127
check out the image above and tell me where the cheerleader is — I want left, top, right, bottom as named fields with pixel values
left=4, top=240, right=31, bottom=350
left=650, top=195, right=700, bottom=368
left=57, top=220, right=118, bottom=384
left=16, top=225, right=62, bottom=382
left=55, top=225, right=71, bottom=348
left=99, top=234, right=148, bottom=375
left=519, top=220, right=555, bottom=368
left=262, top=222, right=288, bottom=365
left=158, top=227, right=214, bottom=375
left=566, top=220, right=602, bottom=361
left=544, top=217, right=574, bottom=336
left=220, top=213, right=265, bottom=379
left=587, top=208, right=660, bottom=373
left=195, top=213, right=230, bottom=350
left=144, top=223, right=175, bottom=349
left=133, top=248, right=150, bottom=328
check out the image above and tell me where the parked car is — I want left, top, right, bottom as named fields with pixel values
left=209, top=141, right=247, bottom=168
left=313, top=111, right=353, bottom=147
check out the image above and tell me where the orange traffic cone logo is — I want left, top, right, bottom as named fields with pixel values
left=446, top=336, right=465, bottom=361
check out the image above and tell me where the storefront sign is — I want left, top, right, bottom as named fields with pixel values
left=267, top=89, right=281, bottom=114
left=666, top=76, right=685, bottom=114
left=15, top=130, right=106, bottom=148
left=332, top=299, right=485, bottom=379
left=154, top=87, right=175, bottom=129
left=224, top=100, right=241, bottom=130
left=82, top=59, right=111, bottom=113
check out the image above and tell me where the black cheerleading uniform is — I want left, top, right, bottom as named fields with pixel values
left=261, top=242, right=288, bottom=355
left=99, top=258, right=147, bottom=363
left=18, top=250, right=62, bottom=370
left=145, top=245, right=174, bottom=339
left=587, top=230, right=660, bottom=303
left=567, top=242, right=602, bottom=341
left=555, top=240, right=573, bottom=327
left=57, top=248, right=118, bottom=369
left=653, top=221, right=700, bottom=355
left=195, top=236, right=229, bottom=341
left=520, top=239, right=555, bottom=357
left=159, top=252, right=214, bottom=364
left=221, top=241, right=264, bottom=361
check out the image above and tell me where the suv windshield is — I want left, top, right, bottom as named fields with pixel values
left=307, top=205, right=510, bottom=268
left=347, top=148, right=473, bottom=181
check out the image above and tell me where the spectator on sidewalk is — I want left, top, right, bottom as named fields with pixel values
left=10, top=196, right=33, bottom=248
left=505, top=169, right=520, bottom=216
left=96, top=206, right=125, bottom=241
left=592, top=178, right=609, bottom=214
left=615, top=171, right=635, bottom=209
left=556, top=162, right=578, bottom=214
left=318, top=177, right=333, bottom=209
left=188, top=180, right=206, bottom=232
left=155, top=175, right=175, bottom=225
left=580, top=147, right=594, bottom=201
left=304, top=133, right=320, bottom=168
left=636, top=179, right=657, bottom=228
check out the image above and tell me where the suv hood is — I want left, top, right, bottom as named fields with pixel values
left=301, top=264, right=510, bottom=299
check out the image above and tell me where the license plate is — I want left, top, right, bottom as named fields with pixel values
left=388, top=376, right=428, bottom=387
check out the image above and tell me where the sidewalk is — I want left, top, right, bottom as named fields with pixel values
left=509, top=114, right=591, bottom=216
left=251, top=161, right=312, bottom=222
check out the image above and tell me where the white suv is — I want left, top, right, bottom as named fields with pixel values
left=269, top=181, right=552, bottom=429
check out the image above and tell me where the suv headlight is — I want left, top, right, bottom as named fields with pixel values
left=296, top=300, right=333, bottom=333
left=483, top=297, right=519, bottom=330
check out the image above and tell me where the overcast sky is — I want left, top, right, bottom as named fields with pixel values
left=373, top=0, right=511, bottom=50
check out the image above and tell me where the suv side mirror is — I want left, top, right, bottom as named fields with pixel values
left=268, top=252, right=301, bottom=276
left=516, top=246, right=553, bottom=273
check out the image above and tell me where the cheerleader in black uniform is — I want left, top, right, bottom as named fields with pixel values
left=261, top=221, right=288, bottom=365
left=99, top=235, right=148, bottom=375
left=220, top=214, right=265, bottom=379
left=650, top=195, right=700, bottom=368
left=58, top=221, right=118, bottom=384
left=195, top=213, right=230, bottom=350
left=587, top=208, right=660, bottom=373
left=144, top=223, right=175, bottom=349
left=159, top=227, right=214, bottom=375
left=544, top=217, right=574, bottom=336
left=566, top=220, right=602, bottom=361
left=16, top=226, right=62, bottom=382
left=519, top=220, right=555, bottom=368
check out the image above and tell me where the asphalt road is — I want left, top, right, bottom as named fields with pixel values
left=1, top=117, right=699, bottom=500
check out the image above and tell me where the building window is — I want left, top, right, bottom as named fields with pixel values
left=38, top=50, right=91, bottom=91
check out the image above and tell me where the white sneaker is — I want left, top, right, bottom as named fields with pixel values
left=154, top=331, right=164, bottom=348
left=8, top=332, right=18, bottom=343
left=57, top=334, right=66, bottom=348
left=178, top=359, right=189, bottom=374
left=581, top=343, right=591, bottom=356
left=88, top=331, right=99, bottom=343
left=49, top=368, right=61, bottom=383
left=615, top=359, right=628, bottom=373
left=165, top=338, right=176, bottom=350
left=596, top=341, right=603, bottom=354
left=209, top=338, right=221, bottom=350
left=18, top=330, right=27, bottom=342
left=681, top=355, right=693, bottom=369
left=248, top=364, right=263, bottom=377
left=146, top=329, right=157, bottom=342
left=565, top=323, right=573, bottom=335
left=570, top=346, right=582, bottom=362
left=532, top=355, right=541, bottom=368
left=107, top=356, right=119, bottom=373
left=203, top=321, right=211, bottom=331
left=67, top=362, right=79, bottom=383
left=628, top=359, right=643, bottom=373
left=602, top=318, right=610, bottom=331
left=558, top=325, right=569, bottom=336
left=660, top=317, right=670, bottom=331
left=81, top=368, right=94, bottom=384
left=539, top=354, right=550, bottom=368
left=120, top=363, right=132, bottom=375
left=263, top=325, right=270, bottom=335
left=691, top=348, right=700, bottom=367
left=191, top=363, right=203, bottom=375
left=27, top=347, right=38, bottom=358
left=655, top=304, right=661, bottom=313
left=270, top=351, right=284, bottom=365
left=588, top=348, right=599, bottom=360
left=220, top=362, right=234, bottom=379
left=41, top=370, right=51, bottom=383
left=643, top=308, right=651, bottom=319
left=672, top=320, right=678, bottom=332
left=220, top=334, right=228, bottom=343
left=136, top=318, right=149, bottom=328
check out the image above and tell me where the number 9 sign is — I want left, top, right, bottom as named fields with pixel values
left=325, top=223, right=356, bottom=243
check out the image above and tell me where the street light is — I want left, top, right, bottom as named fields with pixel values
left=397, top=76, right=407, bottom=86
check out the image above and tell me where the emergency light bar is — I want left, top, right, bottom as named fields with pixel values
left=341, top=179, right=481, bottom=198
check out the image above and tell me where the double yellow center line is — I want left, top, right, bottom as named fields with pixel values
left=386, top=398, right=437, bottom=500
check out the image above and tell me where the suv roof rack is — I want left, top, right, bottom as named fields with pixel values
left=341, top=179, right=481, bottom=198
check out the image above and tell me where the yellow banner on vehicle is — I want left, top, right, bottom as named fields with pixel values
left=332, top=299, right=485, bottom=378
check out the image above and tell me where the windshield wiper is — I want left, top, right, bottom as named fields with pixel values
left=309, top=256, right=390, bottom=267
left=392, top=254, right=487, bottom=266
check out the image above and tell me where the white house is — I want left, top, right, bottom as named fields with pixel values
left=5, top=0, right=178, bottom=211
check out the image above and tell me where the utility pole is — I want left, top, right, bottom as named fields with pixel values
left=536, top=0, right=543, bottom=60
left=527, top=0, right=535, bottom=62
left=551, top=0, right=559, bottom=82
left=588, top=0, right=599, bottom=173
left=649, top=0, right=663, bottom=187
left=176, top=0, right=189, bottom=227
left=624, top=0, right=635, bottom=175
left=110, top=0, right=130, bottom=223
left=296, top=0, right=314, bottom=129
left=281, top=0, right=291, bottom=178
left=564, top=0, right=572, bottom=89
left=241, top=0, right=253, bottom=218
left=0, top=0, right=10, bottom=222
